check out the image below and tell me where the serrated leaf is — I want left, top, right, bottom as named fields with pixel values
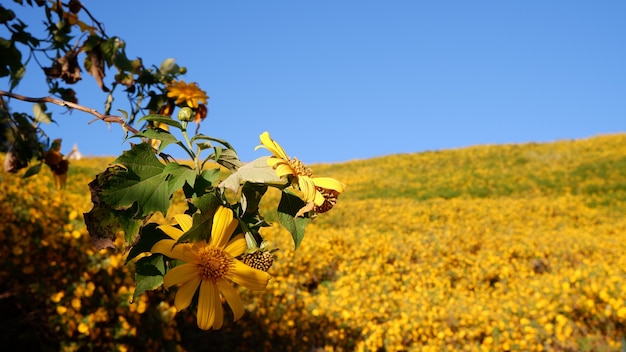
left=219, top=156, right=284, bottom=193
left=138, top=114, right=183, bottom=130
left=164, top=162, right=197, bottom=194
left=100, top=143, right=169, bottom=217
left=277, top=191, right=310, bottom=249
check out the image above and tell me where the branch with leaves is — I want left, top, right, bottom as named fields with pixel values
left=1, top=0, right=345, bottom=332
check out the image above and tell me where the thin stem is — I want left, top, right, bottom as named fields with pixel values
left=0, top=90, right=140, bottom=135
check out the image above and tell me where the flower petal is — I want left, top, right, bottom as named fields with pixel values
left=197, top=280, right=223, bottom=330
left=174, top=214, right=194, bottom=233
left=298, top=176, right=317, bottom=203
left=257, top=131, right=289, bottom=160
left=274, top=163, right=295, bottom=177
left=210, top=206, right=238, bottom=249
left=163, top=263, right=198, bottom=289
left=312, top=177, right=345, bottom=193
left=157, top=225, right=184, bottom=240
left=314, top=190, right=325, bottom=206
left=216, top=279, right=245, bottom=321
left=226, top=260, right=271, bottom=291
left=224, top=234, right=246, bottom=257
left=151, top=240, right=198, bottom=263
left=174, top=275, right=201, bottom=310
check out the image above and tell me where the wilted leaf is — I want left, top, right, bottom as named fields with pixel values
left=43, top=50, right=81, bottom=84
left=84, top=205, right=120, bottom=251
left=84, top=44, right=109, bottom=92
left=219, top=156, right=284, bottom=193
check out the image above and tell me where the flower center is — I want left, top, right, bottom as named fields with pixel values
left=197, top=246, right=232, bottom=281
left=290, top=157, right=313, bottom=177
left=314, top=188, right=340, bottom=213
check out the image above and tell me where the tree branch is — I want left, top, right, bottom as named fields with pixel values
left=0, top=90, right=139, bottom=135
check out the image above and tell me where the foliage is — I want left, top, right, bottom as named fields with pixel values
left=1, top=0, right=345, bottom=340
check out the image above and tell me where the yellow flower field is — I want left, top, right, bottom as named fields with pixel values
left=2, top=134, right=626, bottom=351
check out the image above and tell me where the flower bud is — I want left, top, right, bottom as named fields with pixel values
left=177, top=107, right=193, bottom=122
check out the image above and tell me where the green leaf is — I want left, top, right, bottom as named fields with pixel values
left=33, top=103, right=51, bottom=124
left=196, top=169, right=220, bottom=192
left=131, top=128, right=179, bottom=154
left=190, top=134, right=236, bottom=150
left=135, top=254, right=165, bottom=276
left=125, top=223, right=169, bottom=263
left=213, top=147, right=243, bottom=171
left=22, top=162, right=42, bottom=178
left=277, top=191, right=310, bottom=249
left=178, top=192, right=222, bottom=243
left=191, top=191, right=222, bottom=213
left=219, top=156, right=284, bottom=193
left=164, top=162, right=197, bottom=194
left=100, top=143, right=169, bottom=217
left=133, top=273, right=164, bottom=302
left=139, top=114, right=183, bottom=130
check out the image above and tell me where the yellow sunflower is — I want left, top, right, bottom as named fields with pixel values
left=151, top=206, right=271, bottom=330
left=166, top=80, right=209, bottom=109
left=255, top=131, right=345, bottom=206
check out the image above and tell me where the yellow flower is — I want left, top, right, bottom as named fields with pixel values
left=256, top=131, right=345, bottom=206
left=166, top=80, right=208, bottom=109
left=151, top=206, right=271, bottom=330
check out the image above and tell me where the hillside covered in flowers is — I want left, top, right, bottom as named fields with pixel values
left=1, top=133, right=626, bottom=351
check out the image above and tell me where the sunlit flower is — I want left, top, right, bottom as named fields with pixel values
left=166, top=80, right=208, bottom=109
left=151, top=206, right=271, bottom=330
left=256, top=131, right=345, bottom=207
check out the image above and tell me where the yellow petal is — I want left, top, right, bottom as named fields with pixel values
left=151, top=240, right=198, bottom=263
left=224, top=234, right=246, bottom=257
left=157, top=225, right=184, bottom=240
left=298, top=176, right=317, bottom=203
left=197, top=280, right=223, bottom=330
left=312, top=177, right=345, bottom=193
left=216, top=279, right=244, bottom=321
left=274, top=163, right=295, bottom=177
left=163, top=263, right=199, bottom=289
left=257, top=131, right=289, bottom=160
left=314, top=190, right=325, bottom=206
left=174, top=214, right=194, bottom=233
left=226, top=260, right=271, bottom=291
left=174, top=275, right=201, bottom=310
left=210, top=206, right=239, bottom=249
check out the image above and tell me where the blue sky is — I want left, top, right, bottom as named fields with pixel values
left=4, top=1, right=625, bottom=163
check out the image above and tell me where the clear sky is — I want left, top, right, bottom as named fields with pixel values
left=4, top=1, right=625, bottom=163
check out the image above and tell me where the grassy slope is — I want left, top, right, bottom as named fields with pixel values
left=314, top=133, right=626, bottom=211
